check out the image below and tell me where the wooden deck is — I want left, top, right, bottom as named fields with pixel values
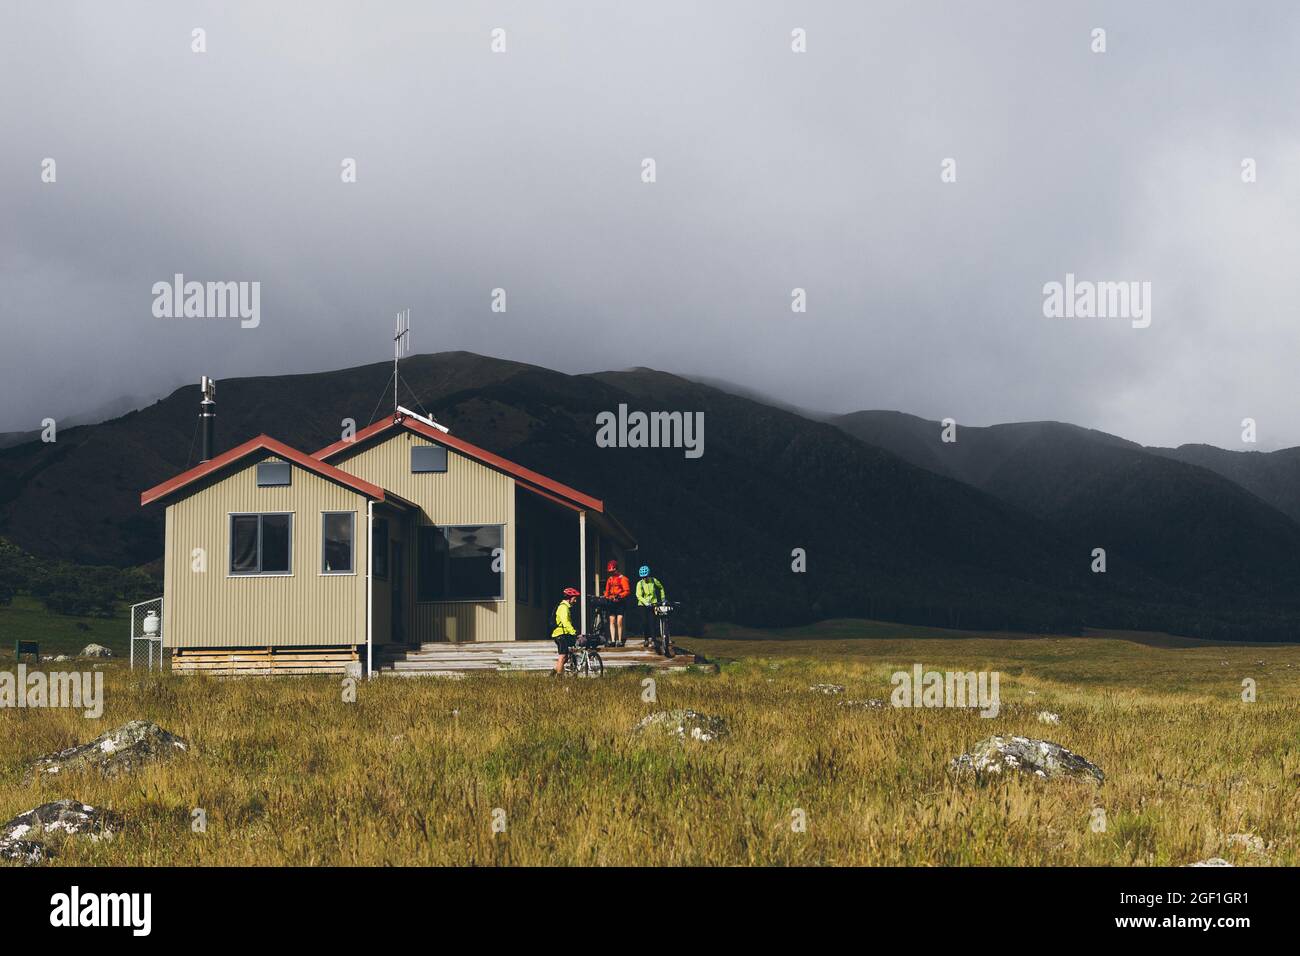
left=376, top=640, right=699, bottom=676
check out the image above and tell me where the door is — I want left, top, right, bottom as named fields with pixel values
left=391, top=542, right=405, bottom=644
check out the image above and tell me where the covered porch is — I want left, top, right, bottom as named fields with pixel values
left=375, top=639, right=700, bottom=675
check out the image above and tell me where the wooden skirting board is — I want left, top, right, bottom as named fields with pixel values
left=172, top=646, right=360, bottom=676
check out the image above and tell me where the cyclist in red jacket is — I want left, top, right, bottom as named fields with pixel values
left=603, top=559, right=631, bottom=646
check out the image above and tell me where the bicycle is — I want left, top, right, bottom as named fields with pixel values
left=651, top=602, right=680, bottom=658
left=563, top=633, right=605, bottom=677
left=589, top=595, right=621, bottom=646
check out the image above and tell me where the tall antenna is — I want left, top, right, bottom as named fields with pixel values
left=393, top=308, right=410, bottom=417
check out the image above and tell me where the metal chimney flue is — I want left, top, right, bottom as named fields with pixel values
left=199, top=376, right=216, bottom=463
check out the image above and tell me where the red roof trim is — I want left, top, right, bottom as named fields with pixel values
left=517, top=481, right=583, bottom=514
left=313, top=415, right=604, bottom=513
left=141, top=434, right=388, bottom=507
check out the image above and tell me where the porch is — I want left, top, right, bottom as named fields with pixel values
left=375, top=640, right=700, bottom=675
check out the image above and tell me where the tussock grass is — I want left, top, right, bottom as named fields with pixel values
left=1, top=635, right=1296, bottom=866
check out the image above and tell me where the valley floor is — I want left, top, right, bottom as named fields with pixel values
left=1, top=631, right=1296, bottom=866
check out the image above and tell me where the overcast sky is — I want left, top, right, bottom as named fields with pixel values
left=3, top=1, right=1299, bottom=448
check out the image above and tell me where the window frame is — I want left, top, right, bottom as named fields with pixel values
left=320, top=511, right=357, bottom=576
left=228, top=512, right=294, bottom=577
left=416, top=523, right=505, bottom=603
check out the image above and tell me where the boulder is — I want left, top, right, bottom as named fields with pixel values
left=2, top=799, right=122, bottom=841
left=950, top=735, right=1104, bottom=784
left=1037, top=711, right=1061, bottom=725
left=80, top=644, right=113, bottom=658
left=838, top=697, right=887, bottom=709
left=809, top=683, right=845, bottom=695
left=25, top=720, right=188, bottom=784
left=634, top=709, right=728, bottom=743
left=0, top=837, right=49, bottom=865
left=1187, top=858, right=1233, bottom=867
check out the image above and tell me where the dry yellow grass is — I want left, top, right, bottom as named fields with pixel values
left=1, top=634, right=1297, bottom=866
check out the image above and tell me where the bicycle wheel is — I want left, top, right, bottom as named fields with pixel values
left=585, top=651, right=604, bottom=677
left=563, top=653, right=577, bottom=676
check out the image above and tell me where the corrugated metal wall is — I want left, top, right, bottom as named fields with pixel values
left=162, top=454, right=369, bottom=648
left=331, top=431, right=516, bottom=643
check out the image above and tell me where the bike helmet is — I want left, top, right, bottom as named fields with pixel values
left=638, top=565, right=650, bottom=578
left=606, top=560, right=619, bottom=572
left=562, top=587, right=580, bottom=598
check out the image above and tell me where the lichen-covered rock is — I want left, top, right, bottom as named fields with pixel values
left=634, top=709, right=728, bottom=743
left=1, top=800, right=122, bottom=845
left=838, top=697, right=886, bottom=709
left=25, top=720, right=188, bottom=784
left=0, top=837, right=49, bottom=865
left=80, top=644, right=113, bottom=658
left=809, top=683, right=845, bottom=695
left=950, top=735, right=1104, bottom=784
left=1187, top=858, right=1233, bottom=867
left=1037, top=711, right=1061, bottom=725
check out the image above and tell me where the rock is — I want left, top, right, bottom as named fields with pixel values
left=689, top=663, right=720, bottom=674
left=634, top=709, right=728, bottom=743
left=838, top=697, right=886, bottom=709
left=809, top=683, right=845, bottom=695
left=53, top=654, right=71, bottom=662
left=0, top=837, right=50, bottom=865
left=25, top=720, right=188, bottom=784
left=950, top=736, right=1104, bottom=784
left=1037, top=711, right=1061, bottom=725
left=1, top=800, right=122, bottom=850
left=1187, top=858, right=1233, bottom=867
left=80, top=644, right=113, bottom=658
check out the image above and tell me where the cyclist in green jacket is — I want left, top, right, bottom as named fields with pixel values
left=635, top=565, right=666, bottom=649
left=551, top=587, right=580, bottom=674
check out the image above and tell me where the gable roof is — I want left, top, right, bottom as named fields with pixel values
left=141, top=434, right=390, bottom=507
left=313, top=414, right=605, bottom=513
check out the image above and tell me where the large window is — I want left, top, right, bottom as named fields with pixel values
left=322, top=512, right=355, bottom=574
left=230, top=513, right=292, bottom=575
left=417, top=525, right=503, bottom=601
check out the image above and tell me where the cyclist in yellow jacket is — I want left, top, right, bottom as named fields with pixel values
left=634, top=565, right=666, bottom=649
left=552, top=587, right=580, bottom=674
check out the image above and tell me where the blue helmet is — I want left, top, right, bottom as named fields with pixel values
left=638, top=565, right=650, bottom=578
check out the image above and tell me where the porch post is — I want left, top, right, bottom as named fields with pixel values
left=579, top=510, right=587, bottom=634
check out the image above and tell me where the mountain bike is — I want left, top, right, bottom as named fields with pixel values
left=563, top=633, right=605, bottom=677
left=652, top=602, right=679, bottom=658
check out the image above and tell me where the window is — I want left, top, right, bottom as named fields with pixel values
left=411, top=445, right=447, bottom=473
left=373, top=518, right=389, bottom=579
left=230, top=513, right=292, bottom=574
left=417, top=525, right=503, bottom=601
left=322, top=512, right=355, bottom=574
left=256, top=462, right=292, bottom=486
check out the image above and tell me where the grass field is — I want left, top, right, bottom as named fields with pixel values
left=0, top=596, right=129, bottom=658
left=0, top=620, right=1297, bottom=866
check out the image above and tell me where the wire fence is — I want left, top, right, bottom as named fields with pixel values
left=129, top=597, right=165, bottom=671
